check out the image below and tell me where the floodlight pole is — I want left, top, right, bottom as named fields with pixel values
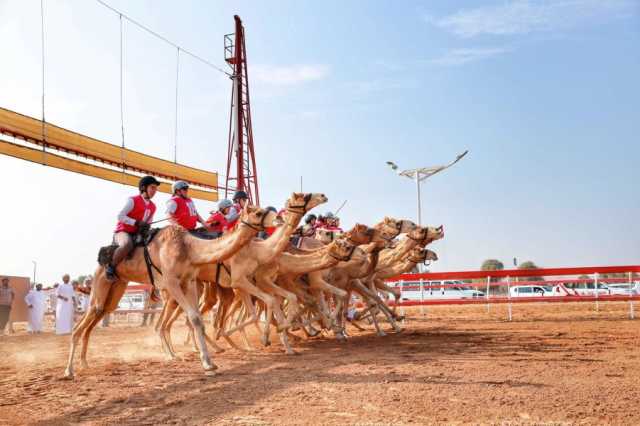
left=388, top=150, right=468, bottom=227
left=415, top=172, right=422, bottom=226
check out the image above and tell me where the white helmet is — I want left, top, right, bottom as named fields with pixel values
left=218, top=199, right=233, bottom=210
left=172, top=180, right=189, bottom=193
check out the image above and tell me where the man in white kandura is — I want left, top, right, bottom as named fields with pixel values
left=55, top=274, right=76, bottom=335
left=25, top=283, right=47, bottom=333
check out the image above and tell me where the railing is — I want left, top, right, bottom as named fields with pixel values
left=385, top=265, right=640, bottom=320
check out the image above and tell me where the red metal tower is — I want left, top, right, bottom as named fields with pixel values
left=224, top=15, right=259, bottom=205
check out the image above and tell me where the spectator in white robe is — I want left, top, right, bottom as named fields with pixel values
left=55, top=274, right=76, bottom=335
left=77, top=276, right=92, bottom=313
left=25, top=284, right=47, bottom=333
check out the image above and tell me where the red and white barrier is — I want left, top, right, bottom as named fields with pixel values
left=384, top=265, right=640, bottom=320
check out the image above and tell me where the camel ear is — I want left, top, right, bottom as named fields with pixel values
left=384, top=216, right=391, bottom=223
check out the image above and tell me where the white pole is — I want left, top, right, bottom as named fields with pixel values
left=415, top=172, right=422, bottom=226
left=629, top=271, right=635, bottom=320
left=594, top=272, right=599, bottom=312
left=486, top=276, right=491, bottom=314
left=507, top=275, right=512, bottom=321
left=420, top=278, right=425, bottom=317
left=399, top=280, right=405, bottom=322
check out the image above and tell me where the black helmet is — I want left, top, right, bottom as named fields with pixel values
left=305, top=214, right=317, bottom=224
left=233, top=190, right=248, bottom=201
left=265, top=206, right=277, bottom=213
left=139, top=175, right=161, bottom=192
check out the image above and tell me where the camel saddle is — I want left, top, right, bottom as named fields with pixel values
left=97, top=228, right=162, bottom=288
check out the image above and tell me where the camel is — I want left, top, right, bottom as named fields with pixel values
left=156, top=192, right=327, bottom=355
left=366, top=225, right=445, bottom=311
left=168, top=223, right=374, bottom=355
left=64, top=205, right=276, bottom=378
left=352, top=247, right=438, bottom=324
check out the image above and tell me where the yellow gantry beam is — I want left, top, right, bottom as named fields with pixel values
left=0, top=107, right=218, bottom=201
left=0, top=139, right=218, bottom=201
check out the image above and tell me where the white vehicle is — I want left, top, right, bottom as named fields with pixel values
left=606, top=282, right=640, bottom=296
left=117, top=292, right=145, bottom=311
left=572, top=282, right=611, bottom=296
left=509, top=285, right=553, bottom=297
left=397, top=280, right=484, bottom=301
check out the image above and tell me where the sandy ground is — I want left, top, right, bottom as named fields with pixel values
left=1, top=302, right=640, bottom=425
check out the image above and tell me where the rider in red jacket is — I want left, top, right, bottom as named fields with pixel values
left=165, top=181, right=206, bottom=231
left=107, top=175, right=160, bottom=282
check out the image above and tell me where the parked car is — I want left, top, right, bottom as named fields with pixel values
left=509, top=285, right=554, bottom=297
left=606, top=282, right=640, bottom=296
left=117, top=292, right=145, bottom=310
left=572, top=282, right=611, bottom=296
left=396, top=280, right=485, bottom=301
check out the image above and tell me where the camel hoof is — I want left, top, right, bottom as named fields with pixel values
left=285, top=350, right=299, bottom=356
left=63, top=370, right=74, bottom=380
left=204, top=370, right=218, bottom=376
left=377, top=331, right=387, bottom=337
left=212, top=347, right=225, bottom=354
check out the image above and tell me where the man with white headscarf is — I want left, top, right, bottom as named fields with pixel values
left=25, top=283, right=47, bottom=333
left=55, top=274, right=76, bottom=335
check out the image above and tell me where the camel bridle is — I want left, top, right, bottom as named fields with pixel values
left=241, top=210, right=271, bottom=232
left=329, top=243, right=356, bottom=262
left=287, top=193, right=313, bottom=214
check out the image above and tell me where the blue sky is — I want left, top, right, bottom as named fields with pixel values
left=0, top=0, right=638, bottom=284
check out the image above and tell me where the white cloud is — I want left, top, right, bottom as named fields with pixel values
left=430, top=47, right=511, bottom=66
left=252, top=64, right=330, bottom=86
left=426, top=0, right=637, bottom=38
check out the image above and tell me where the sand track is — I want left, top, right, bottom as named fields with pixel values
left=1, top=303, right=639, bottom=425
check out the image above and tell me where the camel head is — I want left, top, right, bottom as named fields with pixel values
left=425, top=249, right=438, bottom=262
left=398, top=219, right=418, bottom=233
left=376, top=217, right=405, bottom=241
left=420, top=225, right=444, bottom=245
left=343, top=223, right=375, bottom=245
left=407, top=247, right=438, bottom=264
left=407, top=225, right=428, bottom=242
left=240, top=205, right=278, bottom=231
left=315, top=228, right=337, bottom=244
left=327, top=238, right=356, bottom=262
left=286, top=192, right=328, bottom=214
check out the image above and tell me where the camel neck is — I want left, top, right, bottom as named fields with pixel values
left=378, top=237, right=418, bottom=269
left=261, top=211, right=303, bottom=262
left=187, top=225, right=257, bottom=265
left=279, top=246, right=335, bottom=275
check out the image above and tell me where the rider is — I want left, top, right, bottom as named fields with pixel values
left=258, top=206, right=278, bottom=239
left=300, top=214, right=317, bottom=237
left=205, top=199, right=233, bottom=237
left=106, top=175, right=160, bottom=282
left=319, top=212, right=344, bottom=233
left=165, top=180, right=206, bottom=231
left=226, top=190, right=249, bottom=230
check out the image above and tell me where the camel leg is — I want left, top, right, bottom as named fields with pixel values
left=164, top=276, right=216, bottom=373
left=352, top=279, right=402, bottom=333
left=158, top=300, right=180, bottom=359
left=224, top=276, right=277, bottom=336
left=64, top=270, right=120, bottom=378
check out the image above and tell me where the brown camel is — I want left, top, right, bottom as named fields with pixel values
left=64, top=205, right=276, bottom=378
left=156, top=192, right=327, bottom=355
left=177, top=223, right=387, bottom=354
left=352, top=247, right=438, bottom=324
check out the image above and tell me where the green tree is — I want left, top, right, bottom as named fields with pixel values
left=518, top=261, right=544, bottom=281
left=480, top=258, right=505, bottom=294
left=481, top=259, right=504, bottom=282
